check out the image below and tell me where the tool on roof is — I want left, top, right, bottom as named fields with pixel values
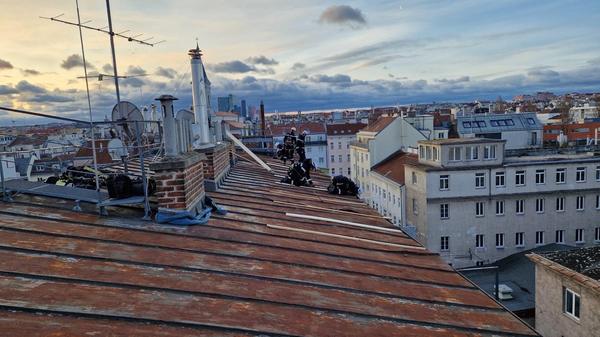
left=226, top=129, right=272, bottom=173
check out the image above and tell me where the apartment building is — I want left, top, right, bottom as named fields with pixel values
left=457, top=112, right=543, bottom=149
left=405, top=138, right=600, bottom=268
left=528, top=247, right=600, bottom=337
left=326, top=123, right=365, bottom=176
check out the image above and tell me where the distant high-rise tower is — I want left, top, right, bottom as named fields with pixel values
left=217, top=94, right=236, bottom=112
left=241, top=99, right=247, bottom=119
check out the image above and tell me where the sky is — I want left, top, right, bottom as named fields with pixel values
left=1, top=0, right=600, bottom=125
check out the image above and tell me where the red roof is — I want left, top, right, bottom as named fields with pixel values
left=326, top=123, right=367, bottom=136
left=74, top=140, right=113, bottom=164
left=361, top=116, right=396, bottom=133
left=215, top=111, right=239, bottom=118
left=371, top=151, right=419, bottom=185
left=543, top=122, right=600, bottom=142
left=266, top=122, right=326, bottom=136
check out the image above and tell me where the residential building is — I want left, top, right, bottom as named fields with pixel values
left=528, top=247, right=600, bottom=337
left=267, top=122, right=328, bottom=168
left=544, top=121, right=600, bottom=146
left=457, top=112, right=543, bottom=149
left=405, top=137, right=600, bottom=268
left=369, top=151, right=418, bottom=226
left=570, top=102, right=598, bottom=123
left=326, top=123, right=365, bottom=176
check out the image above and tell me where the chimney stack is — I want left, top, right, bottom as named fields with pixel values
left=156, top=95, right=179, bottom=157
left=189, top=42, right=210, bottom=144
left=260, top=100, right=266, bottom=136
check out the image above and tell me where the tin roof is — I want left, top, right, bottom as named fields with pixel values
left=457, top=113, right=542, bottom=135
left=0, top=156, right=538, bottom=336
left=326, top=123, right=367, bottom=136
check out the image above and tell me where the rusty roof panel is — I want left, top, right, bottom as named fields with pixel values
left=0, top=156, right=539, bottom=336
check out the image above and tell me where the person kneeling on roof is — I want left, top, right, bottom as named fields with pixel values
left=281, top=158, right=315, bottom=187
left=327, top=175, right=359, bottom=197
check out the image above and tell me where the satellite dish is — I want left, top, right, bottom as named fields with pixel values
left=108, top=138, right=128, bottom=160
left=111, top=101, right=144, bottom=142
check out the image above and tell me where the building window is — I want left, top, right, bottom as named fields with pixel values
left=596, top=166, right=600, bottom=181
left=475, top=173, right=485, bottom=188
left=495, top=233, right=504, bottom=248
left=440, top=236, right=449, bottom=251
left=419, top=145, right=425, bottom=158
left=596, top=195, right=600, bottom=209
left=330, top=142, right=334, bottom=150
left=475, top=202, right=485, bottom=217
left=576, top=229, right=585, bottom=243
left=555, top=168, right=566, bottom=184
left=331, top=168, right=335, bottom=175
left=576, top=196, right=585, bottom=211
left=515, top=232, right=525, bottom=247
left=347, top=167, right=351, bottom=175
left=556, top=230, right=565, bottom=243
left=516, top=199, right=525, bottom=214
left=338, top=142, right=341, bottom=150
left=576, top=167, right=586, bottom=182
left=563, top=288, right=581, bottom=320
left=535, top=231, right=544, bottom=245
left=319, top=157, right=324, bottom=164
left=330, top=155, right=335, bottom=163
left=347, top=154, right=350, bottom=161
left=495, top=172, right=505, bottom=187
left=475, top=234, right=484, bottom=248
left=483, top=145, right=496, bottom=159
left=466, top=146, right=478, bottom=160
left=411, top=172, right=417, bottom=185
left=515, top=170, right=525, bottom=186
left=440, top=204, right=449, bottom=219
left=449, top=147, right=462, bottom=161
left=425, top=146, right=432, bottom=160
left=412, top=199, right=418, bottom=215
left=495, top=200, right=505, bottom=215
left=338, top=155, right=342, bottom=162
left=535, top=169, right=545, bottom=184
left=536, top=198, right=545, bottom=213
left=439, top=175, right=449, bottom=190
left=433, top=147, right=439, bottom=161
left=595, top=227, right=600, bottom=242
left=556, top=197, right=565, bottom=212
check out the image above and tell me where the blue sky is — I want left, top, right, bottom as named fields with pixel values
left=1, top=0, right=600, bottom=124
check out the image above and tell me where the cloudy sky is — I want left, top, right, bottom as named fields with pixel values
left=1, top=0, right=600, bottom=124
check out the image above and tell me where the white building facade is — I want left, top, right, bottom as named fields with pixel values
left=405, top=138, right=600, bottom=268
left=326, top=123, right=365, bottom=176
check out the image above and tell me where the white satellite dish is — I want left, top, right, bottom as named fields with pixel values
left=111, top=101, right=144, bottom=141
left=108, top=138, right=128, bottom=160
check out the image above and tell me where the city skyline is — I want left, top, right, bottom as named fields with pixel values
left=1, top=0, right=600, bottom=124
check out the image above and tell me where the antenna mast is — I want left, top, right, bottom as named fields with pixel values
left=41, top=1, right=164, bottom=118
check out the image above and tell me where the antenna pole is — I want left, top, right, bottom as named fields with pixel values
left=76, top=0, right=101, bottom=195
left=105, top=0, right=121, bottom=115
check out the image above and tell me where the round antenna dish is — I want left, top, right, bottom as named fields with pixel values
left=107, top=138, right=128, bottom=160
left=112, top=101, right=143, bottom=123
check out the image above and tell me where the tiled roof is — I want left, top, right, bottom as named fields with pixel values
left=7, top=135, right=47, bottom=147
left=266, top=122, right=326, bottom=136
left=74, top=140, right=113, bottom=164
left=215, top=111, right=239, bottom=118
left=371, top=151, right=419, bottom=185
left=361, top=116, right=396, bottom=133
left=0, top=157, right=538, bottom=336
left=326, top=123, right=367, bottom=136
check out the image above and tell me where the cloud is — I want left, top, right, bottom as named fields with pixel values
left=319, top=5, right=367, bottom=27
left=126, top=65, right=147, bottom=76
left=155, top=66, right=178, bottom=79
left=28, top=93, right=74, bottom=103
left=102, top=63, right=113, bottom=73
left=291, top=62, right=306, bottom=71
left=61, top=54, right=94, bottom=70
left=21, top=69, right=41, bottom=76
left=246, top=55, right=279, bottom=66
left=309, top=74, right=352, bottom=84
left=207, top=60, right=274, bottom=74
left=121, top=77, right=146, bottom=88
left=0, top=85, right=18, bottom=95
left=0, top=59, right=14, bottom=70
left=16, top=80, right=47, bottom=94
left=435, top=76, right=470, bottom=84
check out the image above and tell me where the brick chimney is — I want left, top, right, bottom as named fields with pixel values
left=196, top=141, right=231, bottom=191
left=150, top=95, right=206, bottom=213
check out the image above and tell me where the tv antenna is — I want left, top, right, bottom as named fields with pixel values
left=41, top=0, right=164, bottom=108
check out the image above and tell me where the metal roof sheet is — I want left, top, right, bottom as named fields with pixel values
left=0, top=156, right=539, bottom=336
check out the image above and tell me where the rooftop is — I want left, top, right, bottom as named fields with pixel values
left=457, top=113, right=542, bottom=134
left=361, top=116, right=396, bottom=133
left=418, top=138, right=506, bottom=146
left=266, top=122, right=326, bottom=136
left=0, top=156, right=538, bottom=336
left=542, top=246, right=600, bottom=281
left=371, top=151, right=419, bottom=185
left=326, top=122, right=367, bottom=136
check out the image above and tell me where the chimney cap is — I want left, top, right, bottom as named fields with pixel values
left=155, top=94, right=179, bottom=102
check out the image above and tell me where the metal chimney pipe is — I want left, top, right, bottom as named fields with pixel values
left=156, top=95, right=179, bottom=157
left=260, top=100, right=266, bottom=136
left=189, top=43, right=210, bottom=144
